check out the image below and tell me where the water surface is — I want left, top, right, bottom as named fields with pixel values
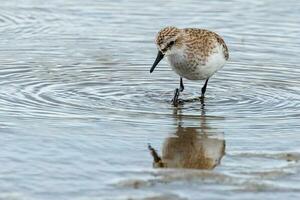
left=1, top=0, right=300, bottom=199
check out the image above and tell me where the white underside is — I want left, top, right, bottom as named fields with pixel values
left=166, top=44, right=226, bottom=80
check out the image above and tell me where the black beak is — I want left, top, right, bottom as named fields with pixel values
left=150, top=51, right=164, bottom=73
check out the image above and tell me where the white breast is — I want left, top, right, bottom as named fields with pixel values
left=166, top=50, right=190, bottom=78
left=166, top=44, right=226, bottom=80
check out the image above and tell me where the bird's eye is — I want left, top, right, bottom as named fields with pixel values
left=169, top=41, right=175, bottom=47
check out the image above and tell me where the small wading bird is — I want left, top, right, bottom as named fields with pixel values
left=150, top=26, right=229, bottom=106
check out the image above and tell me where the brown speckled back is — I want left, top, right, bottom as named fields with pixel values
left=183, top=28, right=229, bottom=60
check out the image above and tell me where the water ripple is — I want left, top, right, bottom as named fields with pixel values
left=0, top=59, right=299, bottom=121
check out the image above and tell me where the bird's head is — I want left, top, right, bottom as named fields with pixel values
left=150, top=26, right=183, bottom=73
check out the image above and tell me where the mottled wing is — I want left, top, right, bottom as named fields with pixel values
left=183, top=28, right=229, bottom=60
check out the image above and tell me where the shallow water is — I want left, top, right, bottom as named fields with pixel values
left=0, top=0, right=300, bottom=199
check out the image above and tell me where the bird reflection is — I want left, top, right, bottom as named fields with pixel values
left=149, top=109, right=225, bottom=170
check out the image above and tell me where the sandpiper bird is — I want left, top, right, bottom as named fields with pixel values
left=150, top=26, right=229, bottom=106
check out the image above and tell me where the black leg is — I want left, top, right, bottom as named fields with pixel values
left=201, top=79, right=209, bottom=99
left=180, top=77, right=184, bottom=92
left=172, top=88, right=180, bottom=106
left=172, top=77, right=183, bottom=106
